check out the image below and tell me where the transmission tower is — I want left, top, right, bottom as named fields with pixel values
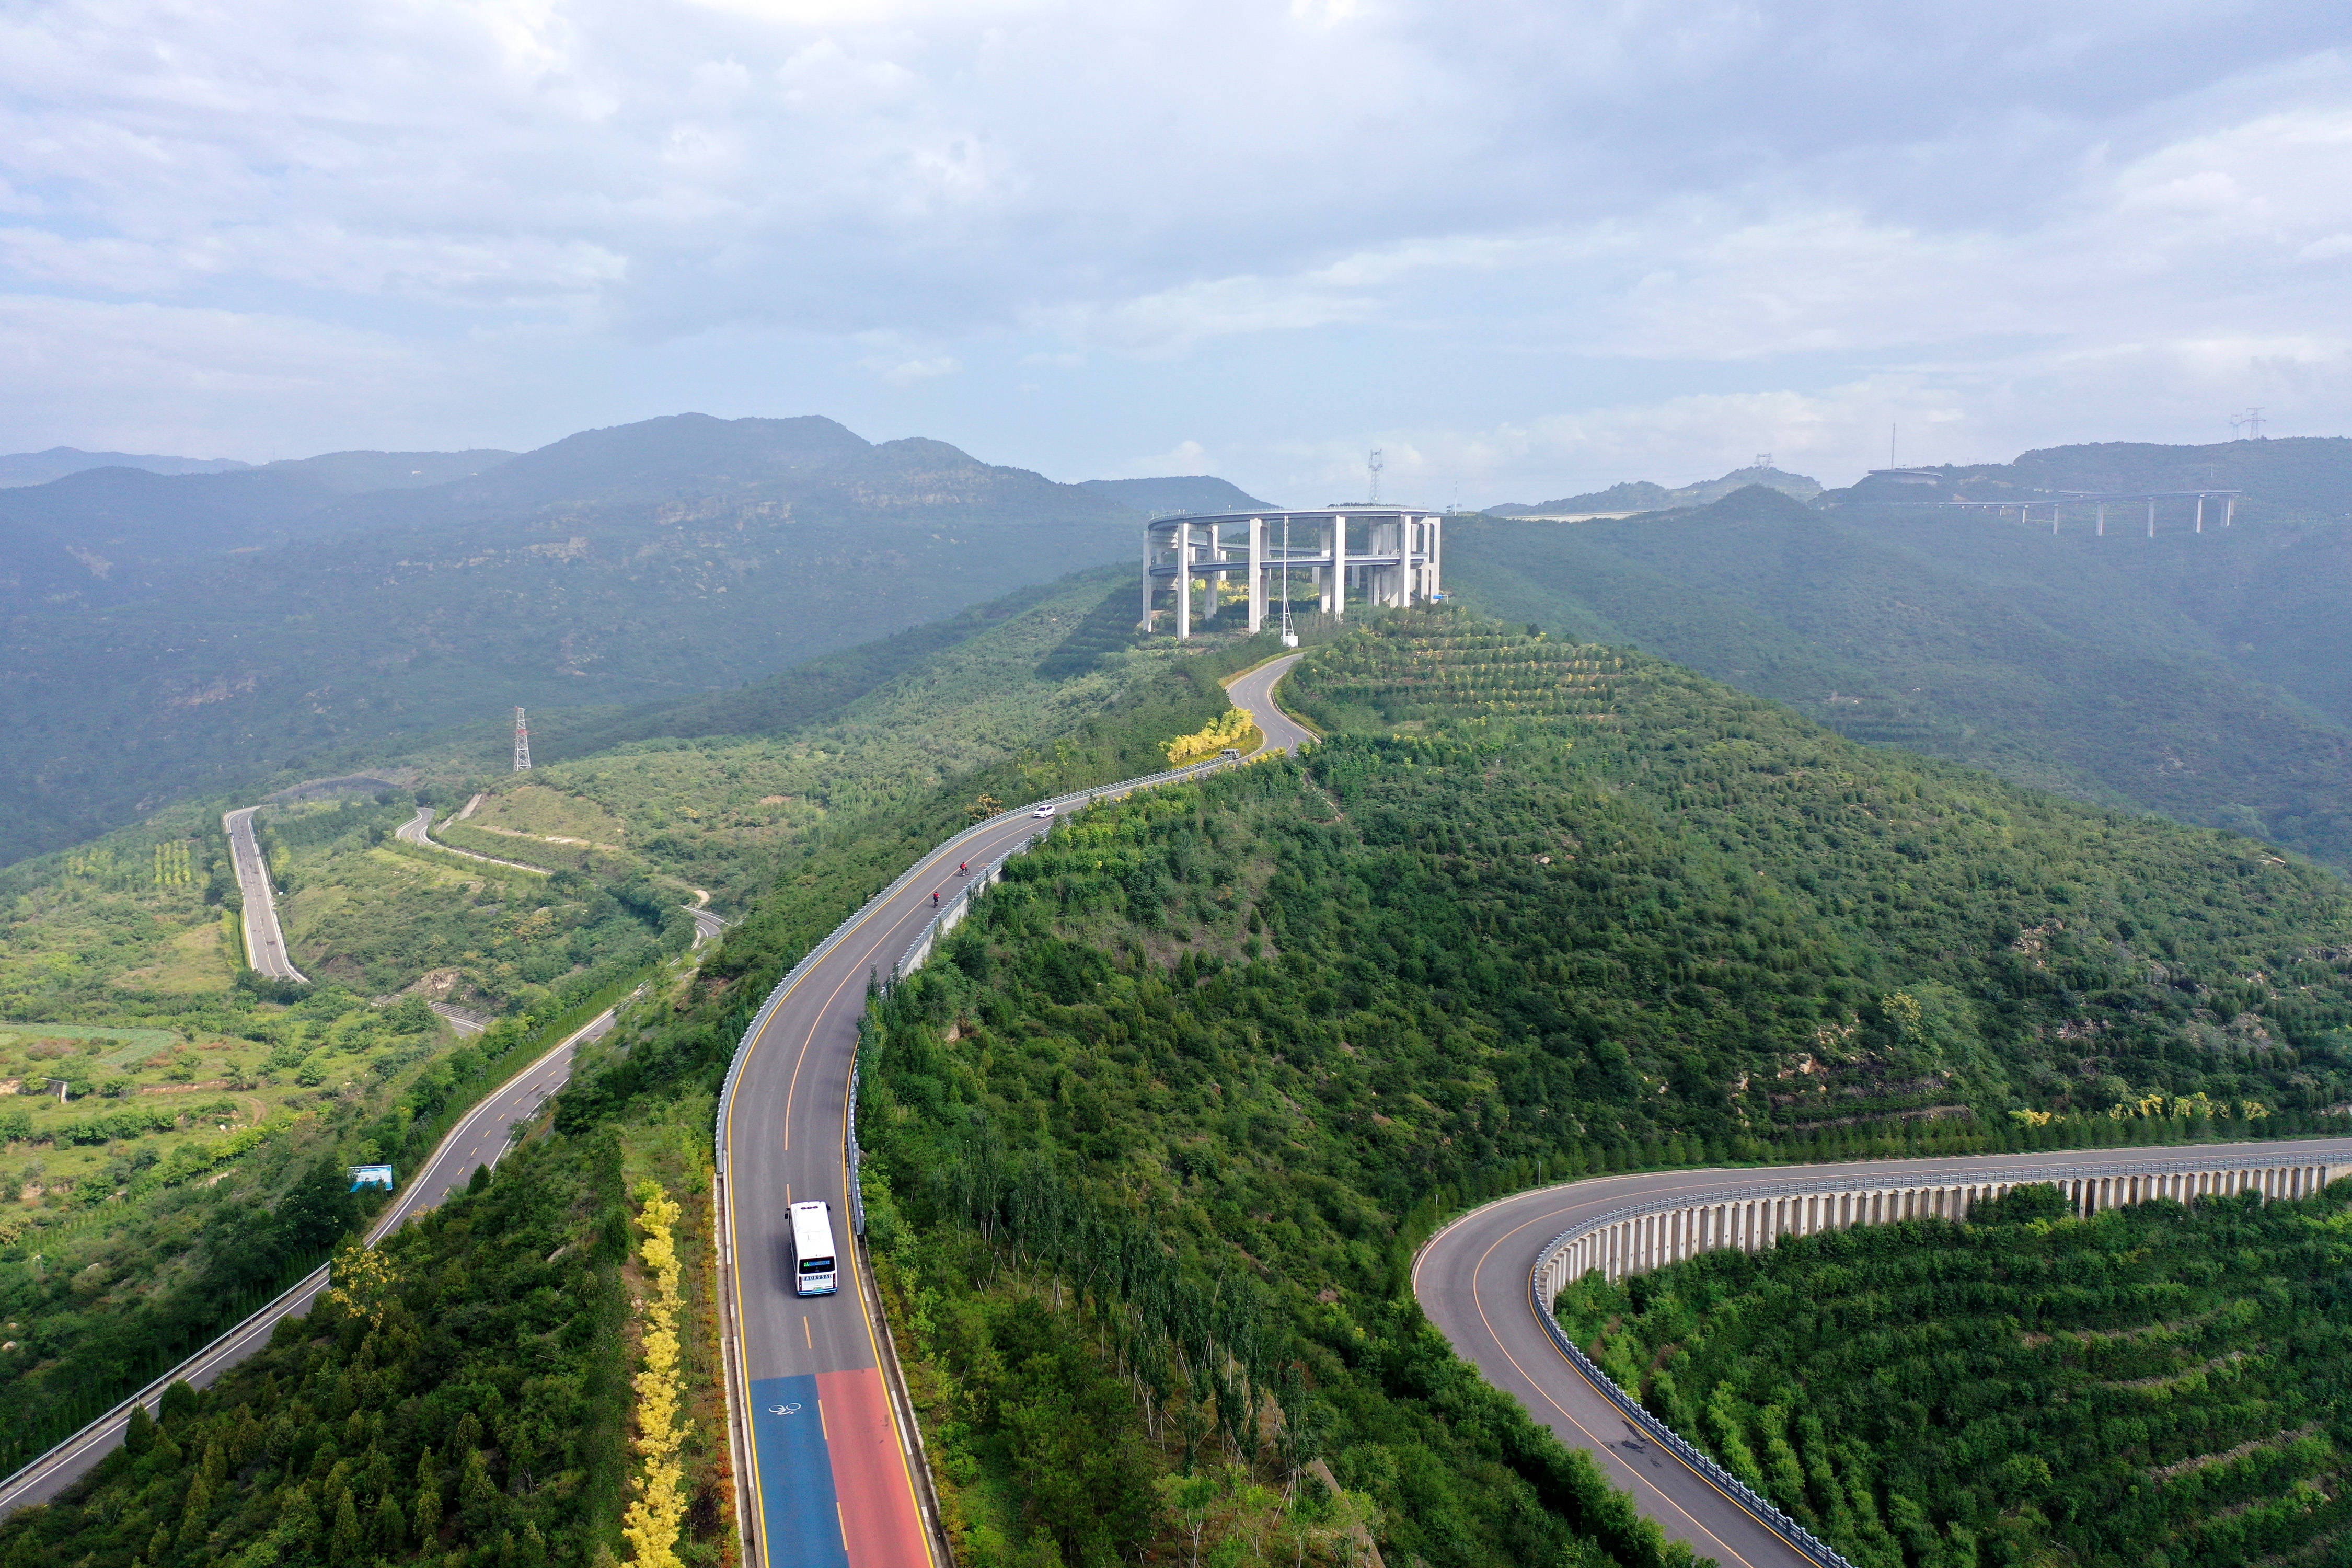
left=512, top=707, right=532, bottom=773
left=1367, top=448, right=1384, bottom=504
left=1753, top=452, right=1773, bottom=470
left=2232, top=407, right=2267, bottom=440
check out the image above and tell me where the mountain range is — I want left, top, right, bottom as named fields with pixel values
left=0, top=447, right=256, bottom=488
left=1449, top=457, right=2352, bottom=871
left=1485, top=462, right=1823, bottom=515
left=0, top=413, right=1232, bottom=866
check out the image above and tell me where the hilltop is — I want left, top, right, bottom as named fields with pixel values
left=1487, top=461, right=1821, bottom=515
left=1448, top=474, right=2352, bottom=872
left=0, top=447, right=255, bottom=488
left=1076, top=474, right=1278, bottom=515
left=1816, top=434, right=2352, bottom=518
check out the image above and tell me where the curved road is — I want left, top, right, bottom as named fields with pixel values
left=1415, top=1136, right=2352, bottom=1568
left=395, top=804, right=555, bottom=877
left=0, top=1007, right=616, bottom=1517
left=717, top=652, right=1311, bottom=1568
left=223, top=805, right=307, bottom=983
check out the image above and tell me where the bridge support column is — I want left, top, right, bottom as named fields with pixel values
left=1247, top=518, right=1266, bottom=633
left=1175, top=522, right=1192, bottom=640
left=1332, top=516, right=1347, bottom=620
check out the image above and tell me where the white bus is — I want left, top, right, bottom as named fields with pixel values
left=790, top=1200, right=839, bottom=1296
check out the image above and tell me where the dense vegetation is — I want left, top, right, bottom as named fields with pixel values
left=838, top=607, right=2352, bottom=1566
left=15, top=593, right=2352, bottom=1566
left=0, top=1126, right=649, bottom=1568
left=1559, top=1180, right=2352, bottom=1567
left=0, top=778, right=689, bottom=1476
left=0, top=573, right=1265, bottom=1502
left=1448, top=481, right=2352, bottom=871
left=0, top=414, right=1149, bottom=866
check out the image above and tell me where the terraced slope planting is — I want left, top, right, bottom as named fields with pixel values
left=1558, top=1179, right=2352, bottom=1567
left=839, top=607, right=2352, bottom=1568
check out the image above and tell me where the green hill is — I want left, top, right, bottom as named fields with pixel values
left=0, top=568, right=1264, bottom=1479
left=827, top=606, right=2352, bottom=1567
left=1561, top=1180, right=2352, bottom=1566
left=1075, top=474, right=1278, bottom=515
left=13, top=602, right=2352, bottom=1568
left=0, top=416, right=1152, bottom=868
left=1447, top=482, right=2352, bottom=871
left=1488, top=463, right=1821, bottom=515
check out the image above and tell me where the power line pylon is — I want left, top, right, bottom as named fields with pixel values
left=513, top=707, right=532, bottom=773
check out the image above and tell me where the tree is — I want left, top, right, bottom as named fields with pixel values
left=276, top=1163, right=359, bottom=1254
left=328, top=1490, right=361, bottom=1568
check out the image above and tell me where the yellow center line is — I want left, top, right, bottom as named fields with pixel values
left=1458, top=1200, right=1763, bottom=1568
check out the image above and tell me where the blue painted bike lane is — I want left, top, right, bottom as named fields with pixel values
left=748, top=1374, right=850, bottom=1568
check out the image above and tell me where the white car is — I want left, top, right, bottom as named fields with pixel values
left=1032, top=803, right=1055, bottom=818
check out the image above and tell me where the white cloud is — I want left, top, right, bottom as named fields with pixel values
left=0, top=0, right=2346, bottom=488
left=880, top=354, right=960, bottom=383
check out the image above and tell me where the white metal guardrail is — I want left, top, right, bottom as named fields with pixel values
left=709, top=749, right=1264, bottom=1189
left=1523, top=1150, right=2352, bottom=1568
left=708, top=749, right=1280, bottom=1566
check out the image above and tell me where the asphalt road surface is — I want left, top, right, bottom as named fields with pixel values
left=718, top=652, right=1310, bottom=1568
left=222, top=805, right=307, bottom=982
left=0, top=1009, right=616, bottom=1519
left=396, top=804, right=553, bottom=875
left=1414, top=1136, right=2352, bottom=1568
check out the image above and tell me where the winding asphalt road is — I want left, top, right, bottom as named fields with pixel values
left=395, top=804, right=553, bottom=877
left=222, top=805, right=307, bottom=983
left=1414, top=1136, right=2352, bottom=1568
left=0, top=1007, right=616, bottom=1518
left=716, top=652, right=1312, bottom=1568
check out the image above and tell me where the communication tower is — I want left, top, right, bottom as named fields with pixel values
left=1367, top=448, right=1384, bottom=505
left=513, top=707, right=532, bottom=773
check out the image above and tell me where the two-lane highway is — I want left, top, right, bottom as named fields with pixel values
left=718, top=651, right=1309, bottom=1568
left=0, top=1006, right=617, bottom=1518
left=223, top=805, right=307, bottom=983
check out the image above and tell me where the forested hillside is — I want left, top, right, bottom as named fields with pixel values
left=14, top=603, right=2352, bottom=1568
left=833, top=608, right=2352, bottom=1565
left=0, top=414, right=1148, bottom=868
left=1559, top=1179, right=2352, bottom=1567
left=0, top=586, right=1260, bottom=1540
left=1448, top=487, right=2352, bottom=871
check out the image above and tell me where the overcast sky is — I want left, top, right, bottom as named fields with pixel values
left=3, top=1, right=2347, bottom=503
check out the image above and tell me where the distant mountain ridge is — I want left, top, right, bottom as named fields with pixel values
left=1815, top=435, right=2352, bottom=518
left=1076, top=475, right=1277, bottom=515
left=0, top=446, right=253, bottom=488
left=0, top=413, right=1155, bottom=864
left=1487, top=462, right=1821, bottom=515
left=1446, top=462, right=2352, bottom=871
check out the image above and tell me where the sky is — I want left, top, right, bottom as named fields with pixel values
left=2, top=1, right=2348, bottom=506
